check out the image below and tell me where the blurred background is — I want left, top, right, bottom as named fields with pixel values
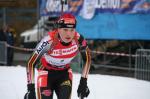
left=0, top=0, right=150, bottom=81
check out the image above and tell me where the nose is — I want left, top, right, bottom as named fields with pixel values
left=66, top=30, right=72, bottom=35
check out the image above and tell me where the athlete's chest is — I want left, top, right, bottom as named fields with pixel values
left=43, top=41, right=79, bottom=66
left=49, top=40, right=79, bottom=58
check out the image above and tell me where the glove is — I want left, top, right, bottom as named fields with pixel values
left=24, top=84, right=36, bottom=99
left=77, top=77, right=90, bottom=98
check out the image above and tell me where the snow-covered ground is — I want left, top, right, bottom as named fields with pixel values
left=0, top=66, right=150, bottom=99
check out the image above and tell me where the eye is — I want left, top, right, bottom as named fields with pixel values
left=64, top=28, right=68, bottom=31
left=70, top=29, right=75, bottom=32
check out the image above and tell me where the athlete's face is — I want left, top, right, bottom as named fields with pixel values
left=58, top=28, right=75, bottom=43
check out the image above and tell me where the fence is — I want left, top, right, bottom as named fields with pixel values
left=3, top=40, right=150, bottom=81
left=135, top=49, right=150, bottom=81
left=0, top=41, right=7, bottom=65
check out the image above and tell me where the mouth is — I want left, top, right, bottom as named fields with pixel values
left=65, top=37, right=71, bottom=40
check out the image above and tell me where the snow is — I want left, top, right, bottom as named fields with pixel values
left=0, top=66, right=150, bottom=99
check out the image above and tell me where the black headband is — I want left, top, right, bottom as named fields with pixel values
left=57, top=19, right=76, bottom=28
left=57, top=23, right=76, bottom=28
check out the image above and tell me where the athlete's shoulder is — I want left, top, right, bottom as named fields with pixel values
left=48, top=30, right=58, bottom=40
left=75, top=32, right=86, bottom=45
left=75, top=32, right=81, bottom=39
left=34, top=32, right=54, bottom=54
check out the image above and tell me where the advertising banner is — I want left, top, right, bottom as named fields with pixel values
left=40, top=0, right=150, bottom=18
left=39, top=0, right=150, bottom=40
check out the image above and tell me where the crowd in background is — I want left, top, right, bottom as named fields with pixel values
left=0, top=25, right=14, bottom=66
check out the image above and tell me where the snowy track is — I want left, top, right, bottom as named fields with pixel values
left=0, top=66, right=150, bottom=99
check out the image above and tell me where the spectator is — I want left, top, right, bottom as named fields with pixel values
left=0, top=28, right=6, bottom=41
left=3, top=25, right=14, bottom=66
left=0, top=27, right=7, bottom=66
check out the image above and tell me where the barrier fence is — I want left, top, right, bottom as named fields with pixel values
left=2, top=42, right=136, bottom=66
left=0, top=41, right=7, bottom=65
left=6, top=43, right=136, bottom=70
left=7, top=44, right=136, bottom=56
left=2, top=41, right=150, bottom=81
left=135, top=49, right=150, bottom=81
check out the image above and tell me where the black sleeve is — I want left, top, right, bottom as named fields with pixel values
left=78, top=34, right=91, bottom=77
left=78, top=35, right=88, bottom=62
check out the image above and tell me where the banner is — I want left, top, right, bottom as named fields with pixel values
left=39, top=0, right=83, bottom=16
left=39, top=0, right=150, bottom=40
left=40, top=0, right=150, bottom=18
left=76, top=14, right=150, bottom=40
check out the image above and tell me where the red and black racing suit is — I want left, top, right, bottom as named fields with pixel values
left=26, top=30, right=91, bottom=99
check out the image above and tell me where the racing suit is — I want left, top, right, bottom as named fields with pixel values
left=26, top=30, right=91, bottom=99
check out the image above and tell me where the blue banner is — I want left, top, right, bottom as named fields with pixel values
left=39, top=0, right=150, bottom=40
left=76, top=13, right=150, bottom=40
left=40, top=0, right=150, bottom=18
left=39, top=0, right=83, bottom=16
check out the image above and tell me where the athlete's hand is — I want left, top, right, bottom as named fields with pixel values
left=77, top=77, right=90, bottom=98
left=24, top=84, right=36, bottom=99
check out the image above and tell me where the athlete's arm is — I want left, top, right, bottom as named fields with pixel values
left=26, top=36, right=52, bottom=84
left=78, top=35, right=91, bottom=78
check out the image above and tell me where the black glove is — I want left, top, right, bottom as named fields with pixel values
left=24, top=84, right=36, bottom=99
left=77, top=77, right=90, bottom=98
